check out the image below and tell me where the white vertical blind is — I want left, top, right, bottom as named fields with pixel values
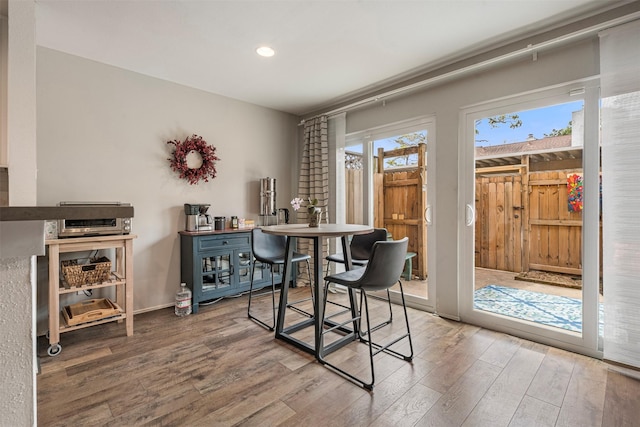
left=600, top=20, right=640, bottom=368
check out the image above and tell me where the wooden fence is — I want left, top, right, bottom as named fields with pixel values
left=376, top=145, right=427, bottom=279
left=343, top=146, right=427, bottom=279
left=475, top=169, right=590, bottom=275
left=347, top=152, right=590, bottom=276
left=378, top=168, right=426, bottom=279
left=475, top=174, right=524, bottom=273
left=528, top=170, right=584, bottom=275
left=345, top=168, right=363, bottom=224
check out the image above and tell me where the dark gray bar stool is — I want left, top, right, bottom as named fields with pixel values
left=320, top=237, right=413, bottom=390
left=324, top=228, right=392, bottom=322
left=247, top=228, right=313, bottom=331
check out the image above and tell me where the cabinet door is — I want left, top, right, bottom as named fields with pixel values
left=200, top=250, right=233, bottom=292
left=236, top=249, right=253, bottom=287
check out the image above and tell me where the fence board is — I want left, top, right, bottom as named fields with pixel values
left=474, top=180, right=479, bottom=266
left=513, top=178, right=523, bottom=272
left=481, top=180, right=489, bottom=267
left=488, top=180, right=497, bottom=268
left=345, top=169, right=363, bottom=224
left=504, top=180, right=513, bottom=271
left=478, top=178, right=490, bottom=268
left=374, top=173, right=384, bottom=229
left=539, top=174, right=550, bottom=267
left=496, top=180, right=506, bottom=271
left=549, top=176, right=560, bottom=267
left=570, top=225, right=582, bottom=268
left=557, top=172, right=572, bottom=269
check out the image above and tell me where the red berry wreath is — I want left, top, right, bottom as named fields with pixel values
left=167, top=134, right=220, bottom=185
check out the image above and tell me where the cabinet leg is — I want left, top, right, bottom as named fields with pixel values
left=124, top=239, right=134, bottom=336
left=48, top=244, right=61, bottom=348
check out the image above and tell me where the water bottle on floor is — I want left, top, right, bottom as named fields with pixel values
left=175, top=282, right=192, bottom=317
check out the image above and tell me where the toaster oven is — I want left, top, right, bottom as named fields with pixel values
left=57, top=202, right=132, bottom=238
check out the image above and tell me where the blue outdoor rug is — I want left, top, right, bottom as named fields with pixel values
left=474, top=284, right=603, bottom=333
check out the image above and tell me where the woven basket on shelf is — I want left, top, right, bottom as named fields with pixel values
left=61, top=256, right=111, bottom=287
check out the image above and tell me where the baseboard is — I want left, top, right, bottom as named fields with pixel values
left=604, top=359, right=640, bottom=380
left=134, top=302, right=174, bottom=315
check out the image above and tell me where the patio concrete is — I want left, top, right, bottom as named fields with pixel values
left=399, top=267, right=583, bottom=300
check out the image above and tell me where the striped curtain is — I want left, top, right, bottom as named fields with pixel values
left=297, top=116, right=330, bottom=278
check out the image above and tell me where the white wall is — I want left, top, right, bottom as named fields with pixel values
left=1, top=1, right=37, bottom=426
left=1, top=13, right=7, bottom=166
left=36, top=47, right=298, bottom=316
left=344, top=38, right=600, bottom=319
left=7, top=0, right=36, bottom=204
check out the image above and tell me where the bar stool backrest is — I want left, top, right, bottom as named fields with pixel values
left=252, top=228, right=286, bottom=264
left=349, top=228, right=388, bottom=261
left=353, top=237, right=408, bottom=292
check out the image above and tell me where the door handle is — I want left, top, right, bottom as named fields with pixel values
left=465, top=204, right=474, bottom=226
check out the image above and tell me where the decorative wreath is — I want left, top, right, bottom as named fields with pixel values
left=167, top=134, right=220, bottom=185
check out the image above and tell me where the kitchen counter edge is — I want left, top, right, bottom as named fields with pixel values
left=0, top=206, right=134, bottom=221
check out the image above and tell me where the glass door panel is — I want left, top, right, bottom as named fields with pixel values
left=237, top=250, right=252, bottom=286
left=373, top=131, right=428, bottom=302
left=474, top=101, right=587, bottom=332
left=459, top=82, right=601, bottom=356
left=345, top=116, right=436, bottom=312
left=201, top=253, right=231, bottom=291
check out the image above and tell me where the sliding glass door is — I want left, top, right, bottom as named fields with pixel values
left=459, top=80, right=602, bottom=356
left=345, top=116, right=435, bottom=312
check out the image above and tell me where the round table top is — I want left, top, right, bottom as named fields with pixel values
left=261, top=223, right=373, bottom=238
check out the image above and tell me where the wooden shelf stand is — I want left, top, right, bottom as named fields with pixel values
left=45, top=234, right=136, bottom=356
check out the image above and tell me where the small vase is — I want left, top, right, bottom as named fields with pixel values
left=308, top=210, right=321, bottom=227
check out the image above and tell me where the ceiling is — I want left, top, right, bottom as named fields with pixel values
left=29, top=0, right=622, bottom=116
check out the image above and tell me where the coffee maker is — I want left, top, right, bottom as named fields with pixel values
left=184, top=203, right=213, bottom=231
left=184, top=204, right=199, bottom=231
left=197, top=204, right=213, bottom=231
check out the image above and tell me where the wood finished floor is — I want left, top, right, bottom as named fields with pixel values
left=37, top=287, right=640, bottom=427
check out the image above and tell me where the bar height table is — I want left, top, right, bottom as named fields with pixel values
left=261, top=223, right=373, bottom=359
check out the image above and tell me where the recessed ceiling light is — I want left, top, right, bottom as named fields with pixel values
left=256, top=46, right=275, bottom=57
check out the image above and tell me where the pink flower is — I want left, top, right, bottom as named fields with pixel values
left=290, top=197, right=304, bottom=211
left=290, top=197, right=320, bottom=214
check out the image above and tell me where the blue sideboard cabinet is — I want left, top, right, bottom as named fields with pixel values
left=179, top=229, right=279, bottom=313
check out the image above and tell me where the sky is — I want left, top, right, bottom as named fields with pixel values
left=473, top=100, right=583, bottom=147
left=347, top=99, right=584, bottom=156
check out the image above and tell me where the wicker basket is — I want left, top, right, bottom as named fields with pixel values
left=61, top=256, right=111, bottom=287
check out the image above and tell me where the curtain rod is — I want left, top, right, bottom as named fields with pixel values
left=298, top=11, right=640, bottom=126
